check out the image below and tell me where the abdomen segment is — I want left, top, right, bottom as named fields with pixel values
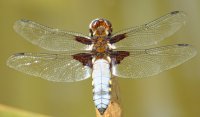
left=92, top=59, right=111, bottom=115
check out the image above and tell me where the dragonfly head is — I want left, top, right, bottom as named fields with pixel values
left=89, top=18, right=112, bottom=37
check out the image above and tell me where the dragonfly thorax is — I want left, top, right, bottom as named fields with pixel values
left=91, top=36, right=112, bottom=58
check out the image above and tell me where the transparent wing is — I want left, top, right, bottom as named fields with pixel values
left=14, top=19, right=92, bottom=51
left=7, top=52, right=92, bottom=82
left=111, top=11, right=186, bottom=49
left=112, top=44, right=197, bottom=78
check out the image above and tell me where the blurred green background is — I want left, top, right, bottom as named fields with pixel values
left=0, top=0, right=199, bottom=117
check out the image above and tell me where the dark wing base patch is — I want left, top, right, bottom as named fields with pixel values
left=75, top=36, right=93, bottom=45
left=109, top=34, right=126, bottom=44
left=110, top=51, right=130, bottom=64
left=72, top=53, right=93, bottom=68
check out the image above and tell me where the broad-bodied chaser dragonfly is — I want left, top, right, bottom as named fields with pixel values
left=7, top=11, right=196, bottom=115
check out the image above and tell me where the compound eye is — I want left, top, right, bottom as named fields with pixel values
left=106, top=21, right=112, bottom=27
left=92, top=20, right=100, bottom=29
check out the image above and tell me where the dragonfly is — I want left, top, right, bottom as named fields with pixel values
left=7, top=11, right=196, bottom=115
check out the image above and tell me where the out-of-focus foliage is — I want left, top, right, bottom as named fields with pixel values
left=0, top=104, right=50, bottom=117
left=0, top=0, right=199, bottom=117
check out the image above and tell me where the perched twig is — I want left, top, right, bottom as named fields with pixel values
left=96, top=77, right=122, bottom=117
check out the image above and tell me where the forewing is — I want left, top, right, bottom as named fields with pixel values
left=7, top=52, right=92, bottom=82
left=111, top=11, right=186, bottom=48
left=14, top=20, right=92, bottom=51
left=112, top=44, right=197, bottom=78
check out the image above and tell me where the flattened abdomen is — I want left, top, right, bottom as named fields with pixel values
left=92, top=59, right=111, bottom=115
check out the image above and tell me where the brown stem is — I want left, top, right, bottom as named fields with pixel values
left=95, top=77, right=122, bottom=117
